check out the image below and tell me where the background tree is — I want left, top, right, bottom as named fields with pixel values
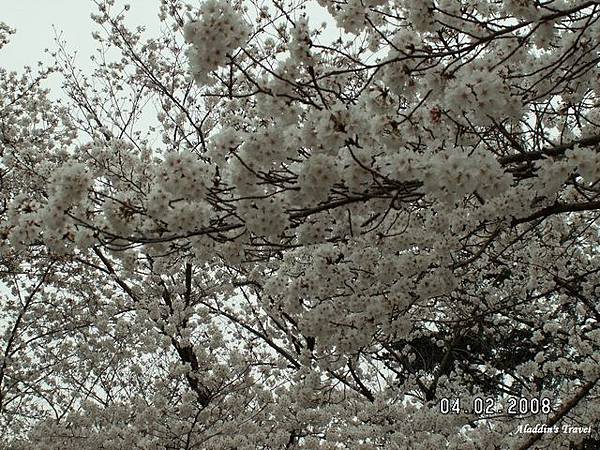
left=1, top=0, right=600, bottom=448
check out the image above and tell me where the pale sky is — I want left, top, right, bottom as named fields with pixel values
left=2, top=0, right=335, bottom=68
left=2, top=1, right=163, bottom=74
left=2, top=0, right=334, bottom=98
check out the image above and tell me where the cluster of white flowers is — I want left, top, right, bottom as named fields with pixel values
left=566, top=145, right=600, bottom=183
left=379, top=29, right=423, bottom=96
left=533, top=20, right=558, bottom=49
left=102, top=194, right=139, bottom=236
left=502, top=0, right=539, bottom=20
left=236, top=126, right=295, bottom=171
left=183, top=0, right=250, bottom=85
left=402, top=0, right=436, bottom=33
left=47, top=162, right=92, bottom=207
left=255, top=84, right=303, bottom=126
left=239, top=197, right=287, bottom=238
left=4, top=195, right=42, bottom=250
left=4, top=0, right=600, bottom=448
left=297, top=154, right=340, bottom=204
left=225, top=157, right=261, bottom=198
left=317, top=0, right=388, bottom=34
left=317, top=0, right=366, bottom=34
left=30, top=162, right=93, bottom=250
left=296, top=220, right=329, bottom=245
left=0, top=21, right=14, bottom=50
left=444, top=66, right=522, bottom=126
left=207, top=127, right=241, bottom=166
left=531, top=158, right=574, bottom=197
left=145, top=185, right=170, bottom=220
left=155, top=150, right=211, bottom=200
left=304, top=104, right=357, bottom=153
left=383, top=148, right=513, bottom=203
left=379, top=151, right=418, bottom=183
left=289, top=16, right=312, bottom=65
left=168, top=200, right=211, bottom=232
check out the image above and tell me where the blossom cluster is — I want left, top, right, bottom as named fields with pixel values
left=47, top=162, right=92, bottom=207
left=444, top=65, right=522, bottom=126
left=3, top=0, right=600, bottom=448
left=0, top=21, right=14, bottom=50
left=289, top=16, right=312, bottom=65
left=239, top=197, right=287, bottom=238
left=297, top=154, right=340, bottom=204
left=567, top=145, right=600, bottom=184
left=155, top=150, right=211, bottom=200
left=183, top=0, right=250, bottom=85
left=422, top=148, right=513, bottom=202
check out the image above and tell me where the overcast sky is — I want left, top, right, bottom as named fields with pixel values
left=2, top=0, right=334, bottom=96
left=3, top=0, right=163, bottom=73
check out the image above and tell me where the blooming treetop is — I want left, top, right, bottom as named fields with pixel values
left=0, top=0, right=600, bottom=448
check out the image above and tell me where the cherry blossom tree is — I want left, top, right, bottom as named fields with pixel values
left=1, top=0, right=600, bottom=448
